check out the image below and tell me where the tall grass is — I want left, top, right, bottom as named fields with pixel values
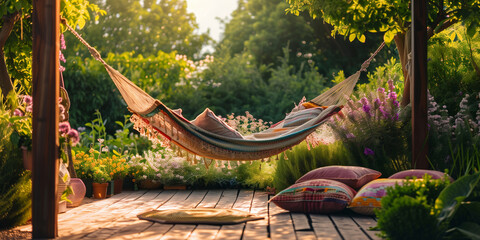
left=272, top=141, right=355, bottom=192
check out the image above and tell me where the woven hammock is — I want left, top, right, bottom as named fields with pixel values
left=63, top=21, right=384, bottom=162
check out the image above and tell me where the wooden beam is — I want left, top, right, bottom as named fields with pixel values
left=32, top=0, right=60, bottom=238
left=411, top=0, right=429, bottom=169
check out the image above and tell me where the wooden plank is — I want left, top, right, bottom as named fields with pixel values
left=411, top=0, right=429, bottom=169
left=189, top=225, right=221, bottom=240
left=295, top=231, right=317, bottom=240
left=215, top=190, right=254, bottom=240
left=31, top=0, right=60, bottom=238
left=269, top=200, right=296, bottom=240
left=310, top=214, right=342, bottom=240
left=243, top=190, right=269, bottom=240
left=291, top=213, right=311, bottom=231
left=197, top=189, right=223, bottom=208
left=330, top=214, right=369, bottom=240
left=351, top=215, right=382, bottom=240
left=157, top=190, right=209, bottom=240
left=84, top=190, right=177, bottom=239
left=215, top=189, right=239, bottom=209
left=157, top=190, right=192, bottom=209
left=57, top=190, right=149, bottom=239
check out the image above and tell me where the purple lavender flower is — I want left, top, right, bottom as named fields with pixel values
left=67, top=129, right=80, bottom=145
left=346, top=133, right=355, bottom=139
left=388, top=79, right=395, bottom=92
left=364, top=148, right=375, bottom=156
left=363, top=104, right=372, bottom=116
left=377, top=87, right=385, bottom=94
left=374, top=98, right=381, bottom=108
left=59, top=122, right=71, bottom=135
left=379, top=106, right=389, bottom=119
left=13, top=109, right=24, bottom=116
left=392, top=113, right=399, bottom=121
left=360, top=97, right=369, bottom=106
left=388, top=92, right=397, bottom=101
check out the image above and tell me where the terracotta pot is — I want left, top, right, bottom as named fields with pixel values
left=163, top=185, right=187, bottom=190
left=139, top=179, right=162, bottom=189
left=114, top=178, right=123, bottom=194
left=67, top=178, right=86, bottom=207
left=92, top=182, right=108, bottom=199
left=21, top=146, right=33, bottom=171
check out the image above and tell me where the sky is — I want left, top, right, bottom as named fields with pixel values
left=186, top=0, right=239, bottom=43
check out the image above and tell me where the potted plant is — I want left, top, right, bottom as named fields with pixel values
left=92, top=167, right=111, bottom=199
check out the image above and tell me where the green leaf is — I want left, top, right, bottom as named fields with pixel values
left=113, top=149, right=121, bottom=156
left=77, top=17, right=85, bottom=29
left=358, top=34, right=366, bottom=43
left=383, top=30, right=395, bottom=44
left=435, top=172, right=480, bottom=225
left=349, top=34, right=356, bottom=42
left=449, top=222, right=480, bottom=240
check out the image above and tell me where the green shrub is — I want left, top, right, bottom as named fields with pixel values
left=0, top=93, right=32, bottom=229
left=272, top=141, right=355, bottom=192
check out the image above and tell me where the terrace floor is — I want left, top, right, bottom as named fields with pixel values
left=16, top=189, right=381, bottom=239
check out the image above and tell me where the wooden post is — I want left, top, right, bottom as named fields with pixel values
left=411, top=0, right=429, bottom=169
left=32, top=0, right=60, bottom=238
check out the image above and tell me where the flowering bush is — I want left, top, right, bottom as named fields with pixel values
left=428, top=92, right=480, bottom=178
left=330, top=79, right=411, bottom=176
left=73, top=149, right=127, bottom=182
left=220, top=111, right=272, bottom=135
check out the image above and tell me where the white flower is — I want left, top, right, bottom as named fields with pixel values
left=98, top=138, right=104, bottom=144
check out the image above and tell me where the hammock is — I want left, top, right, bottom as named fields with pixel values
left=63, top=21, right=384, bottom=162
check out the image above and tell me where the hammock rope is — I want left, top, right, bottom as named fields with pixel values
left=61, top=19, right=385, bottom=161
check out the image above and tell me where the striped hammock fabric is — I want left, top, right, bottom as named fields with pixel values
left=63, top=20, right=384, bottom=162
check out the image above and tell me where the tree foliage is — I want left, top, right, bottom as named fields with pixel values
left=286, top=0, right=480, bottom=44
left=219, top=0, right=389, bottom=77
left=65, top=0, right=211, bottom=59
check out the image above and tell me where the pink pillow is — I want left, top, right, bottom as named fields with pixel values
left=295, top=165, right=382, bottom=189
left=269, top=179, right=356, bottom=213
left=388, top=169, right=454, bottom=181
left=191, top=108, right=243, bottom=139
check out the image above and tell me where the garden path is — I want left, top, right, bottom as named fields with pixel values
left=16, top=189, right=381, bottom=239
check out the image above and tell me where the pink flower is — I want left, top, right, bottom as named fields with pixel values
left=23, top=95, right=33, bottom=105
left=388, top=79, right=395, bottom=92
left=13, top=109, right=24, bottom=116
left=59, top=122, right=71, bottom=135
left=60, top=34, right=66, bottom=50
left=377, top=87, right=385, bottom=94
left=25, top=105, right=33, bottom=113
left=67, top=129, right=80, bottom=145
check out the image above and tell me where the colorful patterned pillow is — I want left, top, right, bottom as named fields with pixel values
left=295, top=165, right=382, bottom=189
left=389, top=169, right=454, bottom=181
left=269, top=179, right=356, bottom=214
left=191, top=108, right=243, bottom=139
left=348, top=179, right=405, bottom=215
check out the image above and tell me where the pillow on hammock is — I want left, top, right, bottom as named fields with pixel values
left=295, top=165, right=381, bottom=189
left=192, top=108, right=243, bottom=139
left=269, top=179, right=356, bottom=214
left=283, top=107, right=324, bottom=127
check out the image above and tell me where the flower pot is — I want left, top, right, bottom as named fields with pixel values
left=163, top=185, right=187, bottom=190
left=82, top=178, right=93, bottom=198
left=139, top=179, right=162, bottom=190
left=92, top=182, right=108, bottom=199
left=123, top=177, right=138, bottom=191
left=114, top=178, right=123, bottom=194
left=67, top=178, right=86, bottom=207
left=21, top=146, right=33, bottom=171
left=106, top=181, right=114, bottom=198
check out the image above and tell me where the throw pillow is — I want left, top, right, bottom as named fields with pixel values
left=388, top=169, right=454, bottom=181
left=348, top=179, right=405, bottom=215
left=191, top=108, right=243, bottom=139
left=269, top=179, right=356, bottom=214
left=295, top=165, right=382, bottom=189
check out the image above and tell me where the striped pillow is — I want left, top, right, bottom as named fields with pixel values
left=283, top=107, right=324, bottom=127
left=269, top=179, right=356, bottom=213
left=348, top=179, right=405, bottom=215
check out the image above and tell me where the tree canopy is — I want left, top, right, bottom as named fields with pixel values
left=65, top=0, right=211, bottom=59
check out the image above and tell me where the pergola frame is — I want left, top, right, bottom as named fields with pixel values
left=30, top=0, right=429, bottom=238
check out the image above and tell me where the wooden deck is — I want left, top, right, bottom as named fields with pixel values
left=17, top=189, right=381, bottom=239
